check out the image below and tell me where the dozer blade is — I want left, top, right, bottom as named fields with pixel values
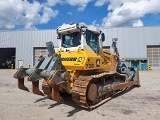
left=32, top=81, right=44, bottom=96
left=18, top=78, right=29, bottom=92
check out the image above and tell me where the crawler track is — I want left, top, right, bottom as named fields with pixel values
left=71, top=71, right=126, bottom=109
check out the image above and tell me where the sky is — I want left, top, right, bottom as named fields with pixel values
left=0, top=0, right=160, bottom=30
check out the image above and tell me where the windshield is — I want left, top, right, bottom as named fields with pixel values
left=62, top=32, right=81, bottom=48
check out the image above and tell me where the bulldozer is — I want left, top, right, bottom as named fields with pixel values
left=14, top=23, right=140, bottom=109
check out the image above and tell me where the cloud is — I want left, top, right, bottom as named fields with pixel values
left=67, top=12, right=73, bottom=15
left=47, top=0, right=92, bottom=11
left=132, top=19, right=143, bottom=27
left=92, top=20, right=100, bottom=27
left=40, top=6, right=58, bottom=24
left=100, top=0, right=160, bottom=28
left=2, top=0, right=159, bottom=30
left=0, top=0, right=58, bottom=30
left=46, top=0, right=65, bottom=6
left=95, top=0, right=109, bottom=6
left=0, top=0, right=93, bottom=30
left=65, top=0, right=93, bottom=11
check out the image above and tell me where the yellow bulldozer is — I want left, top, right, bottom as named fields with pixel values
left=14, top=23, right=140, bottom=109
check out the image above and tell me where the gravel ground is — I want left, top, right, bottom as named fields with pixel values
left=0, top=69, right=160, bottom=120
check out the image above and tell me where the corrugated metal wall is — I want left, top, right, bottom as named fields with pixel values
left=0, top=30, right=58, bottom=68
left=102, top=27, right=160, bottom=59
left=0, top=27, right=160, bottom=69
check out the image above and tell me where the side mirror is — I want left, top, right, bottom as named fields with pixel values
left=101, top=33, right=105, bottom=42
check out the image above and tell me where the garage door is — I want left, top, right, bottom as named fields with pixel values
left=147, top=45, right=160, bottom=70
left=33, top=47, right=48, bottom=65
left=0, top=48, right=16, bottom=69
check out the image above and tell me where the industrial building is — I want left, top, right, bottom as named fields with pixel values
left=0, top=26, right=160, bottom=70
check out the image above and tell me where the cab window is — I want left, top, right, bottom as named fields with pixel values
left=86, top=30, right=99, bottom=54
left=62, top=32, right=81, bottom=48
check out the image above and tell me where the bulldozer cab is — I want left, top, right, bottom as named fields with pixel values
left=57, top=23, right=104, bottom=55
left=61, top=30, right=100, bottom=54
